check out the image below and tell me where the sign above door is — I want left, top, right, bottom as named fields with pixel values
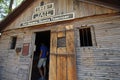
left=20, top=3, right=75, bottom=27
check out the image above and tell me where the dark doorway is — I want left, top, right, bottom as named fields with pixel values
left=31, top=31, right=50, bottom=80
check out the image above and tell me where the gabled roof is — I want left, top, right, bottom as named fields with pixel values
left=0, top=0, right=120, bottom=32
left=79, top=0, right=120, bottom=10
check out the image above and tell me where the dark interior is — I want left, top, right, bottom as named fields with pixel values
left=79, top=28, right=92, bottom=47
left=31, top=31, right=50, bottom=80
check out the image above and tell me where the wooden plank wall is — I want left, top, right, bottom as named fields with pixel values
left=74, top=14, right=120, bottom=80
left=4, top=0, right=118, bottom=32
left=73, top=0, right=117, bottom=18
left=76, top=48, right=120, bottom=80
left=0, top=32, right=10, bottom=80
left=0, top=28, right=32, bottom=80
left=4, top=0, right=74, bottom=31
left=0, top=0, right=119, bottom=80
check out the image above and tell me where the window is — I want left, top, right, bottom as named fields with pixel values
left=57, top=37, right=66, bottom=48
left=79, top=27, right=92, bottom=47
left=10, top=36, right=17, bottom=49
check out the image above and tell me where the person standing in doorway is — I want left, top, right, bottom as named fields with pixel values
left=38, top=43, right=48, bottom=80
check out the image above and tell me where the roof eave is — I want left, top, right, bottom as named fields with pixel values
left=79, top=0, right=120, bottom=11
left=0, top=0, right=35, bottom=32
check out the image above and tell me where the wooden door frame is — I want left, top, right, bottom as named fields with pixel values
left=29, top=32, right=35, bottom=80
left=29, top=28, right=51, bottom=80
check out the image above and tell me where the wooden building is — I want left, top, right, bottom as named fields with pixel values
left=0, top=0, right=120, bottom=80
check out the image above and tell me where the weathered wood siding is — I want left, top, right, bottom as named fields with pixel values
left=76, top=48, right=120, bottom=80
left=4, top=0, right=117, bottom=31
left=74, top=1, right=117, bottom=18
left=75, top=14, right=120, bottom=80
left=0, top=0, right=120, bottom=80
left=4, top=0, right=73, bottom=31
left=0, top=13, right=120, bottom=80
left=0, top=28, right=33, bottom=80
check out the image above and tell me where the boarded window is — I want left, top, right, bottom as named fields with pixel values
left=22, top=43, right=29, bottom=56
left=79, top=27, right=92, bottom=47
left=10, top=36, right=17, bottom=49
left=57, top=37, right=66, bottom=47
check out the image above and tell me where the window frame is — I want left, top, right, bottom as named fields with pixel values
left=10, top=36, right=17, bottom=49
left=78, top=26, right=97, bottom=47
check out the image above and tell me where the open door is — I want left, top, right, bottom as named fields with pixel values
left=31, top=31, right=50, bottom=80
left=49, top=25, right=77, bottom=80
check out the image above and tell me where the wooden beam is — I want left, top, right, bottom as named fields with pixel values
left=78, top=0, right=120, bottom=11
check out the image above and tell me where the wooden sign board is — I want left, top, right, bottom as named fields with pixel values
left=22, top=43, right=29, bottom=56
left=35, top=3, right=54, bottom=12
left=20, top=3, right=75, bottom=27
left=20, top=12, right=74, bottom=27
left=33, top=3, right=55, bottom=19
left=32, top=9, right=55, bottom=19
